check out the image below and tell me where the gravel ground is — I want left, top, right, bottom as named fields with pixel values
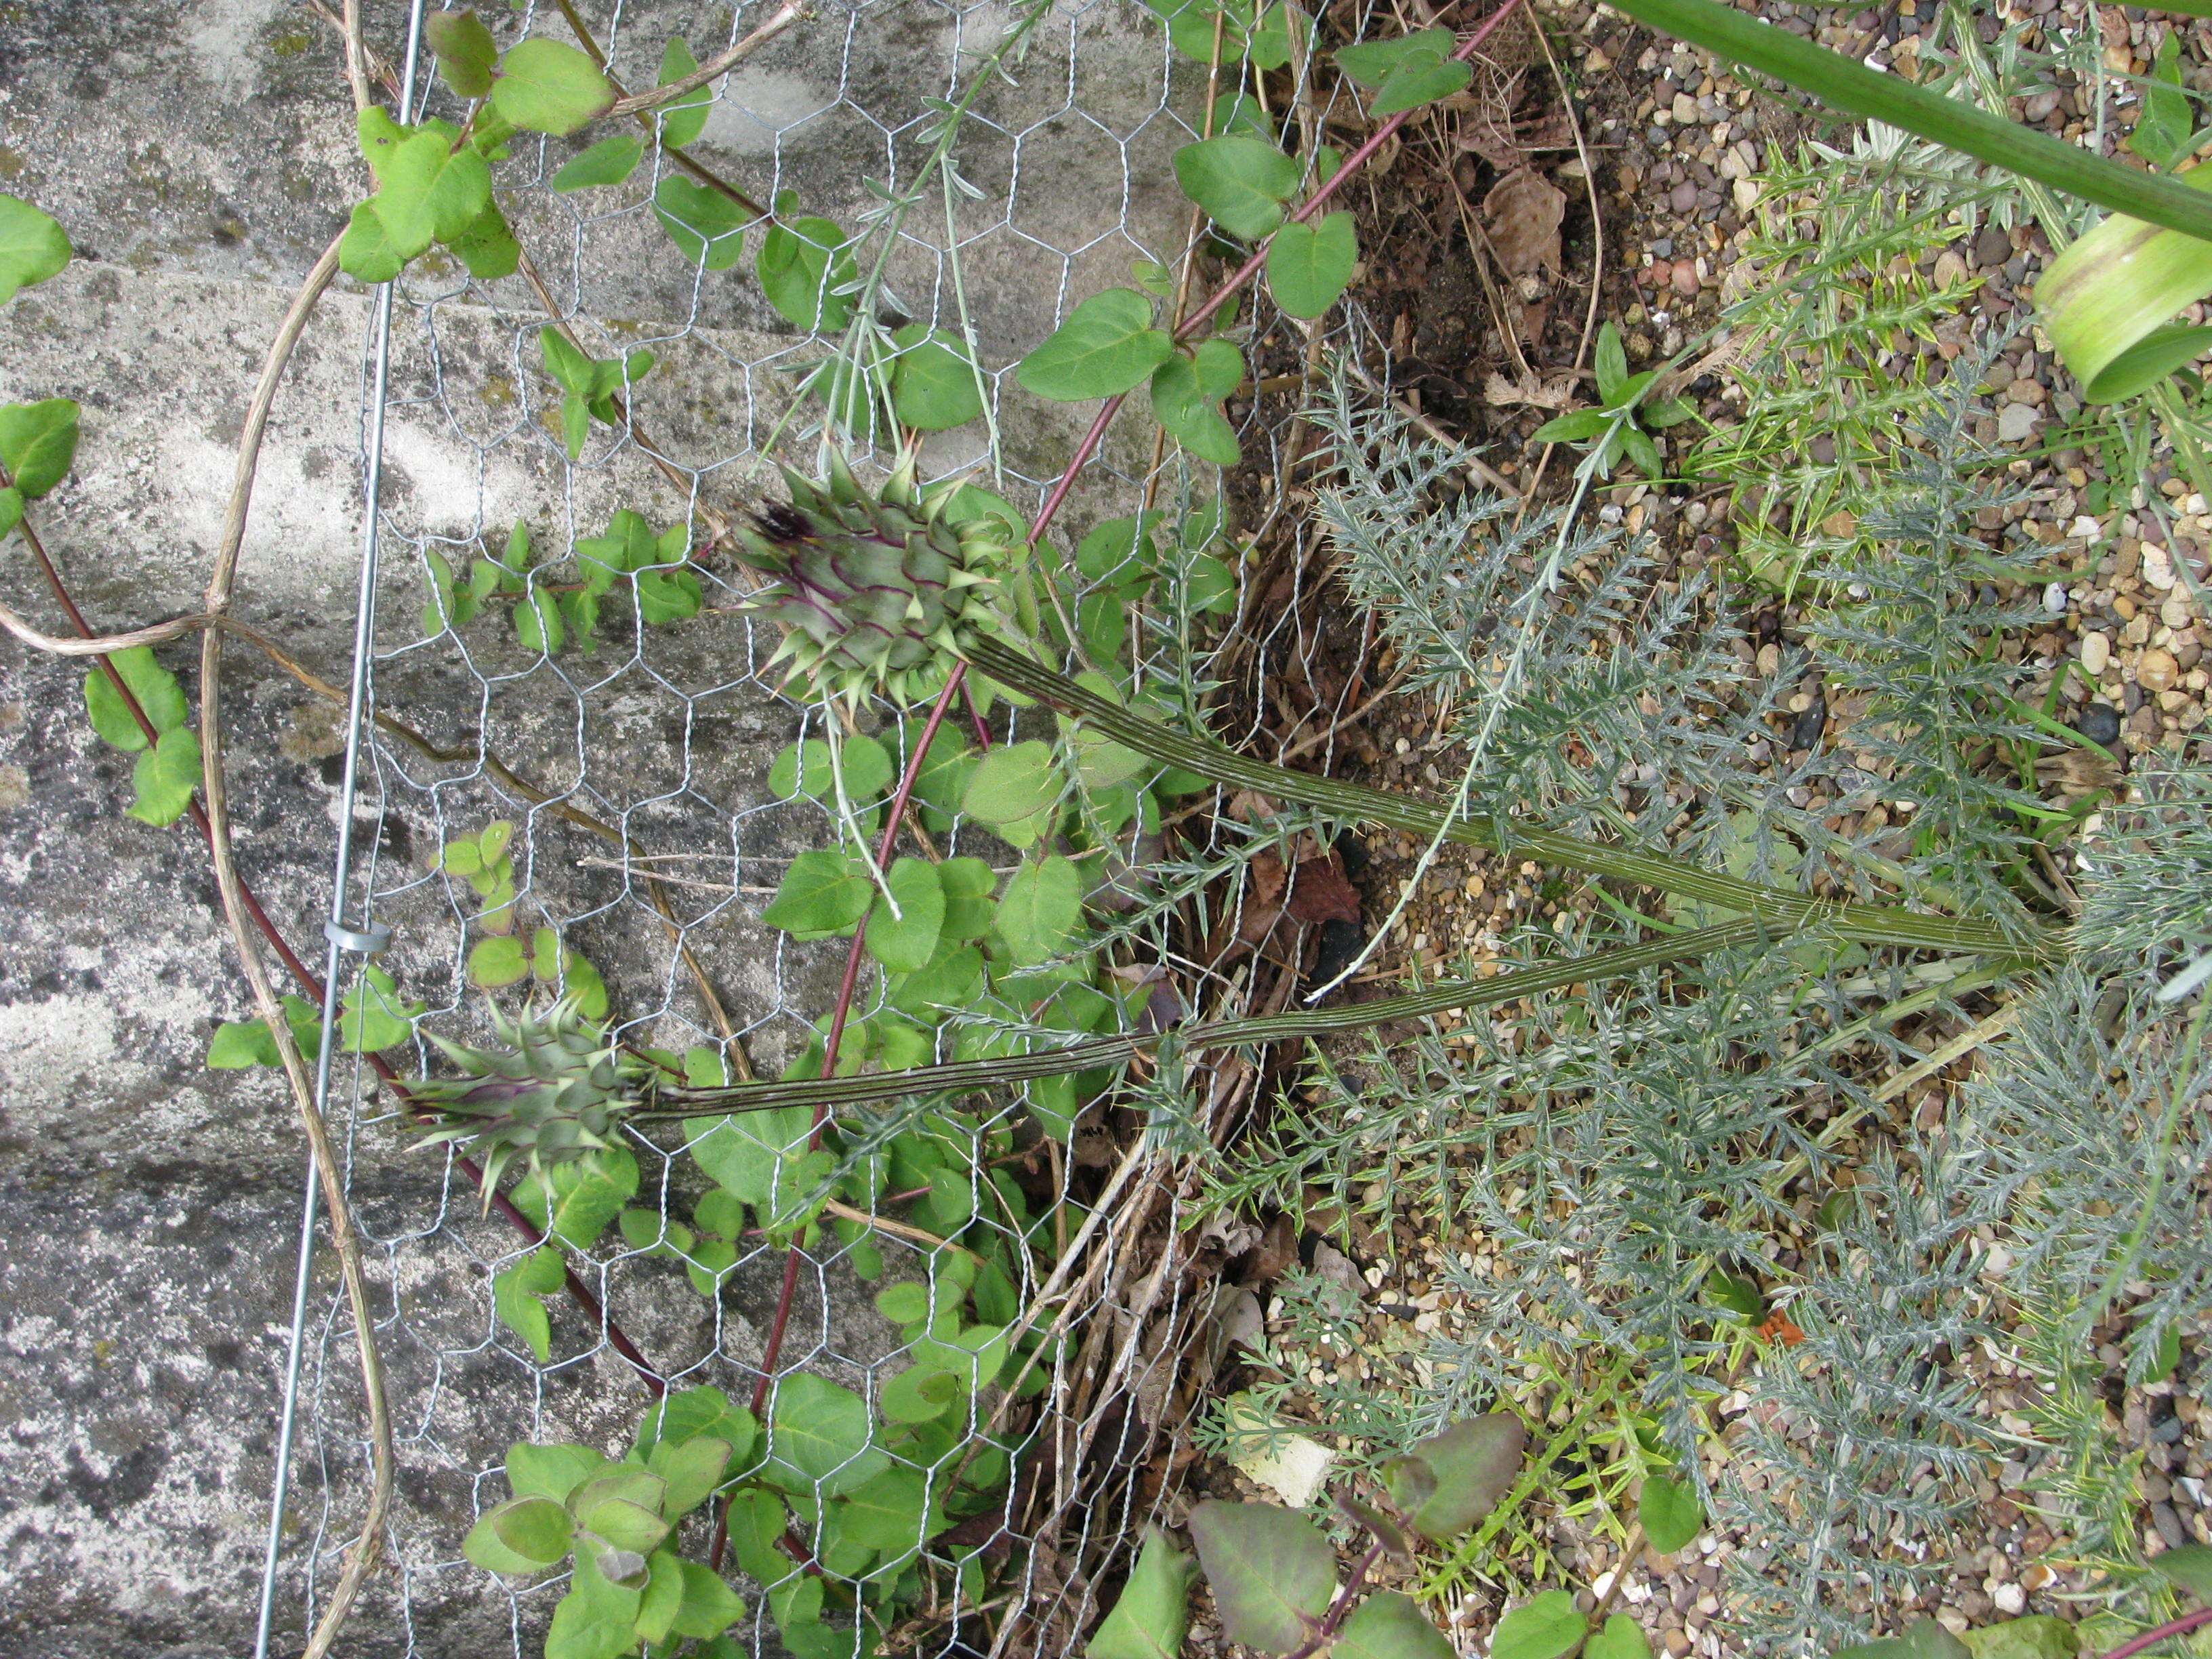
left=1182, top=0, right=2212, bottom=1651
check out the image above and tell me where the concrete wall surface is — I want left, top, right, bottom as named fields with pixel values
left=0, top=1, right=1192, bottom=1652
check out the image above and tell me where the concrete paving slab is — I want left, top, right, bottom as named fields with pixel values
left=0, top=0, right=1197, bottom=1652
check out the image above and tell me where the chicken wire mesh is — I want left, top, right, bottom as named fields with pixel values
left=256, top=0, right=1377, bottom=1654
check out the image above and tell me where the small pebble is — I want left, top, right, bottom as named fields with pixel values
left=2081, top=631, right=2111, bottom=676
left=2139, top=647, right=2180, bottom=693
left=2154, top=1503, right=2188, bottom=1551
left=2044, top=582, right=2068, bottom=615
left=1973, top=224, right=2013, bottom=267
left=1671, top=262, right=1700, bottom=298
left=2077, top=703, right=2123, bottom=749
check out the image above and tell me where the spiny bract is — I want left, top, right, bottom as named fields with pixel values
left=408, top=998, right=650, bottom=1195
left=734, top=450, right=1023, bottom=707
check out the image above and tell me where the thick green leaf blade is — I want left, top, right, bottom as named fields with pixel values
left=1149, top=338, right=1243, bottom=466
left=634, top=1385, right=758, bottom=1467
left=836, top=1466, right=944, bottom=1553
left=1372, top=56, right=1473, bottom=117
left=1381, top=1413, right=1525, bottom=1540
left=1959, top=1617, right=2079, bottom=1659
left=2151, top=1542, right=2212, bottom=1601
left=546, top=1586, right=636, bottom=1659
left=1017, top=289, right=1174, bottom=401
left=492, top=38, right=617, bottom=136
left=1087, top=1527, right=1199, bottom=1659
left=865, top=857, right=947, bottom=972
left=1266, top=212, right=1357, bottom=318
left=2041, top=163, right=2212, bottom=401
left=762, top=847, right=874, bottom=938
left=1491, top=1591, right=1584, bottom=1659
left=655, top=38, right=714, bottom=148
left=465, top=1496, right=569, bottom=1574
left=489, top=1494, right=577, bottom=1564
left=426, top=9, right=499, bottom=98
left=1172, top=135, right=1301, bottom=240
left=2130, top=35, right=2190, bottom=169
left=125, top=726, right=201, bottom=827
left=962, top=739, right=1062, bottom=833
left=0, top=397, right=77, bottom=499
left=1588, top=1614, right=1654, bottom=1659
left=653, top=176, right=751, bottom=271
left=878, top=1364, right=964, bottom=1424
left=890, top=323, right=985, bottom=430
left=1186, top=1500, right=1336, bottom=1654
left=1336, top=29, right=1456, bottom=88
left=554, top=135, right=644, bottom=192
left=1839, top=1622, right=1973, bottom=1659
left=762, top=1373, right=890, bottom=1498
left=493, top=1251, right=557, bottom=1361
left=340, top=199, right=407, bottom=283
left=508, top=1441, right=608, bottom=1502
left=449, top=201, right=522, bottom=279
left=758, top=213, right=858, bottom=331
left=1637, top=1473, right=1704, bottom=1554
left=996, top=855, right=1083, bottom=966
left=672, top=1561, right=747, bottom=1639
left=1332, top=1591, right=1456, bottom=1659
left=1610, top=0, right=2212, bottom=243
left=0, top=194, right=69, bottom=304
left=84, top=645, right=189, bottom=751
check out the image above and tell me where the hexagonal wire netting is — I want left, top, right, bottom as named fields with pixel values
left=260, top=0, right=1376, bottom=1654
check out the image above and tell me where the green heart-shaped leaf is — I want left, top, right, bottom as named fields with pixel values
left=1266, top=211, right=1357, bottom=318
left=0, top=195, right=68, bottom=304
left=1017, top=289, right=1174, bottom=401
left=492, top=38, right=617, bottom=136
left=1173, top=135, right=1301, bottom=240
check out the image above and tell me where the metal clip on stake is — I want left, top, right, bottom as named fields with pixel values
left=323, top=916, right=394, bottom=956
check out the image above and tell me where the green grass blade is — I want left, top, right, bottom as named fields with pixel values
left=1609, top=0, right=2212, bottom=243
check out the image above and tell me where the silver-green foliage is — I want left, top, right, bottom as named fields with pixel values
left=1221, top=353, right=2212, bottom=1652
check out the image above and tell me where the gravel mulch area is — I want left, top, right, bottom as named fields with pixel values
left=1174, top=0, right=2212, bottom=1651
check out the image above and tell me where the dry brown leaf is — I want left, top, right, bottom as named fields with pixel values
left=1286, top=851, right=1361, bottom=926
left=1483, top=370, right=1574, bottom=411
left=1483, top=167, right=1565, bottom=279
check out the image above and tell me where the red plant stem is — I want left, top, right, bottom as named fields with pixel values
left=712, top=663, right=973, bottom=1570
left=2097, top=1607, right=2212, bottom=1659
left=1019, top=1, right=1518, bottom=570
left=1177, top=4, right=1517, bottom=344
left=963, top=680, right=996, bottom=752
left=711, top=0, right=1525, bottom=1563
left=18, top=518, right=666, bottom=1394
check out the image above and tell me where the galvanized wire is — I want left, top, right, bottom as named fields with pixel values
left=254, top=1, right=1371, bottom=1652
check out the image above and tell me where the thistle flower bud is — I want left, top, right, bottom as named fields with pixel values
left=407, top=998, right=650, bottom=1197
left=735, top=450, right=1023, bottom=706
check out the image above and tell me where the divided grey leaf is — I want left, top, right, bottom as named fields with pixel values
left=1187, top=1500, right=1336, bottom=1654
